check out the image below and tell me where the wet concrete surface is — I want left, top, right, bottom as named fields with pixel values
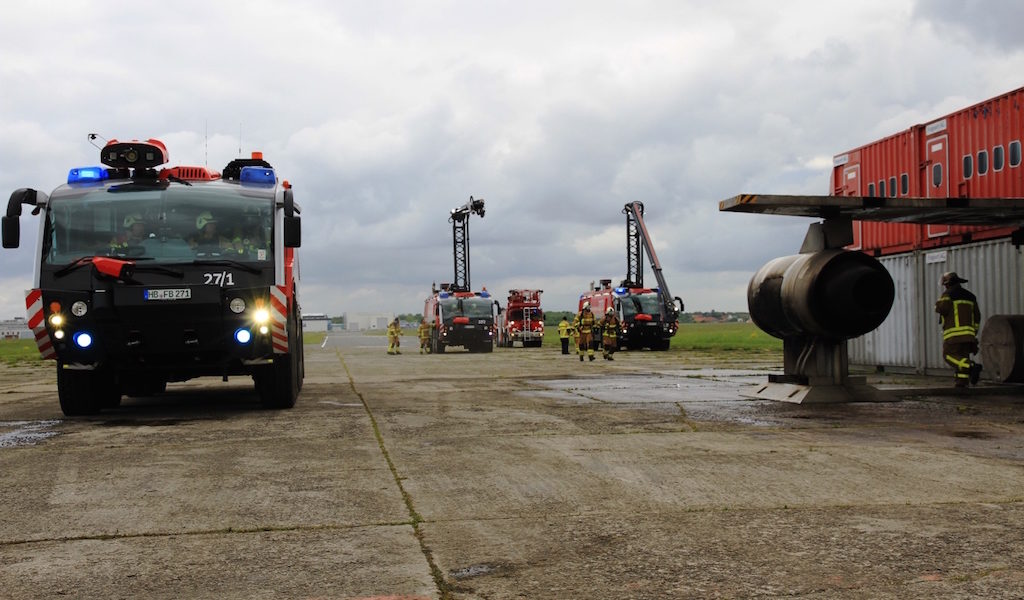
left=0, top=337, right=1022, bottom=599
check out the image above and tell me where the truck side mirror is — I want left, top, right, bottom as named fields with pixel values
left=1, top=216, right=19, bottom=248
left=284, top=216, right=301, bottom=248
left=4, top=188, right=42, bottom=249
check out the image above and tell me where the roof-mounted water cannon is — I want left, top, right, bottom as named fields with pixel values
left=100, top=138, right=169, bottom=170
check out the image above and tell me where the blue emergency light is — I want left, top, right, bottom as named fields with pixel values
left=240, top=166, right=276, bottom=185
left=67, top=166, right=109, bottom=184
left=614, top=286, right=629, bottom=295
left=479, top=290, right=490, bottom=298
left=439, top=292, right=450, bottom=299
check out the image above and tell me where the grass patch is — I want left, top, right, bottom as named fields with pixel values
left=671, top=322, right=781, bottom=351
left=0, top=339, right=43, bottom=366
left=542, top=321, right=780, bottom=352
left=302, top=331, right=327, bottom=345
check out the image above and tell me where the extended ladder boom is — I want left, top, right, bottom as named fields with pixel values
left=623, top=201, right=682, bottom=316
left=449, top=196, right=485, bottom=292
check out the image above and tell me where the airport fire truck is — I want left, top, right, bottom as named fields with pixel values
left=497, top=288, right=544, bottom=348
left=1, top=137, right=304, bottom=415
left=579, top=202, right=683, bottom=351
left=423, top=196, right=495, bottom=353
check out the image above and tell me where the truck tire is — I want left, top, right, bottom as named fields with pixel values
left=652, top=338, right=671, bottom=351
left=256, top=309, right=300, bottom=409
left=432, top=331, right=445, bottom=354
left=480, top=340, right=494, bottom=353
left=57, top=364, right=102, bottom=416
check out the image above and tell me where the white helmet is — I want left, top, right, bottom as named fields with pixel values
left=606, top=307, right=614, bottom=315
left=582, top=301, right=591, bottom=310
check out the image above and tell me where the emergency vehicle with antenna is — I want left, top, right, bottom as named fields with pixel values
left=2, top=136, right=304, bottom=415
left=423, top=196, right=495, bottom=353
left=496, top=288, right=544, bottom=348
left=579, top=202, right=683, bottom=351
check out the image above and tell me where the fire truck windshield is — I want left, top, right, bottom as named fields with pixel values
left=42, top=185, right=273, bottom=265
left=461, top=297, right=493, bottom=319
left=622, top=292, right=662, bottom=317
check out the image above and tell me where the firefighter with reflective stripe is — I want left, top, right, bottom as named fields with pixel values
left=576, top=302, right=596, bottom=362
left=557, top=316, right=571, bottom=354
left=935, top=271, right=982, bottom=388
left=417, top=319, right=432, bottom=354
left=600, top=307, right=620, bottom=360
left=386, top=318, right=402, bottom=355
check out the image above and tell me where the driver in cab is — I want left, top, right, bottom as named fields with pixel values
left=109, top=213, right=148, bottom=254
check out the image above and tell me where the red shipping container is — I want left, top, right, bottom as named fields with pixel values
left=833, top=86, right=1024, bottom=255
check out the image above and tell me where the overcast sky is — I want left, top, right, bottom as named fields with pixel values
left=1, top=0, right=1022, bottom=318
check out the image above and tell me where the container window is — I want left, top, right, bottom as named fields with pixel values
left=962, top=154, right=973, bottom=179
left=867, top=182, right=875, bottom=197
left=888, top=176, right=897, bottom=197
left=878, top=180, right=886, bottom=197
left=993, top=145, right=1005, bottom=171
left=1011, top=140, right=1022, bottom=167
left=932, top=163, right=943, bottom=188
left=978, top=150, right=988, bottom=175
left=900, top=173, right=909, bottom=195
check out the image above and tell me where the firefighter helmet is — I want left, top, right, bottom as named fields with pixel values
left=582, top=301, right=591, bottom=310
left=606, top=307, right=614, bottom=315
left=941, top=271, right=967, bottom=286
left=123, top=213, right=144, bottom=228
left=196, top=211, right=217, bottom=230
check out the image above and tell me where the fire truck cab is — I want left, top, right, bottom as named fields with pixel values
left=423, top=283, right=495, bottom=353
left=497, top=288, right=544, bottom=348
left=1, top=138, right=304, bottom=415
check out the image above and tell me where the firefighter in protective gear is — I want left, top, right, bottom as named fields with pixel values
left=935, top=271, right=982, bottom=388
left=417, top=319, right=432, bottom=354
left=557, top=316, right=571, bottom=354
left=109, top=213, right=147, bottom=253
left=600, top=306, right=621, bottom=360
left=386, top=318, right=402, bottom=355
left=576, top=302, right=596, bottom=362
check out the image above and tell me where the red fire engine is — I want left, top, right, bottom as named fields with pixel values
left=497, top=289, right=544, bottom=348
left=578, top=202, right=682, bottom=351
left=2, top=138, right=304, bottom=415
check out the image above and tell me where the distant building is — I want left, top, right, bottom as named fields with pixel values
left=301, top=312, right=330, bottom=333
left=343, top=312, right=395, bottom=331
left=1, top=317, right=32, bottom=340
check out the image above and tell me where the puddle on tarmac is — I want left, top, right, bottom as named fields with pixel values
left=0, top=420, right=61, bottom=448
left=526, top=370, right=787, bottom=427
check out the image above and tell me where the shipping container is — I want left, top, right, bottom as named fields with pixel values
left=833, top=86, right=1024, bottom=255
left=848, top=238, right=1024, bottom=375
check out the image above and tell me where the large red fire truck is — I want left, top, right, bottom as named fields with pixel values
left=1, top=137, right=304, bottom=415
left=423, top=196, right=495, bottom=353
left=497, top=289, right=544, bottom=347
left=579, top=202, right=683, bottom=351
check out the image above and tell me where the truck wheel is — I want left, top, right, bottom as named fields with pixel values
left=257, top=310, right=300, bottom=409
left=480, top=340, right=494, bottom=353
left=57, top=364, right=101, bottom=416
left=652, top=339, right=671, bottom=351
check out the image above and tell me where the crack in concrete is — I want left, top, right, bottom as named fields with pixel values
left=336, top=349, right=454, bottom=600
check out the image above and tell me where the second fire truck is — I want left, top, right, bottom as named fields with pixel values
left=497, top=289, right=544, bottom=347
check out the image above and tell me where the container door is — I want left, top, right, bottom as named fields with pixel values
left=844, top=164, right=863, bottom=249
left=926, top=135, right=950, bottom=237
